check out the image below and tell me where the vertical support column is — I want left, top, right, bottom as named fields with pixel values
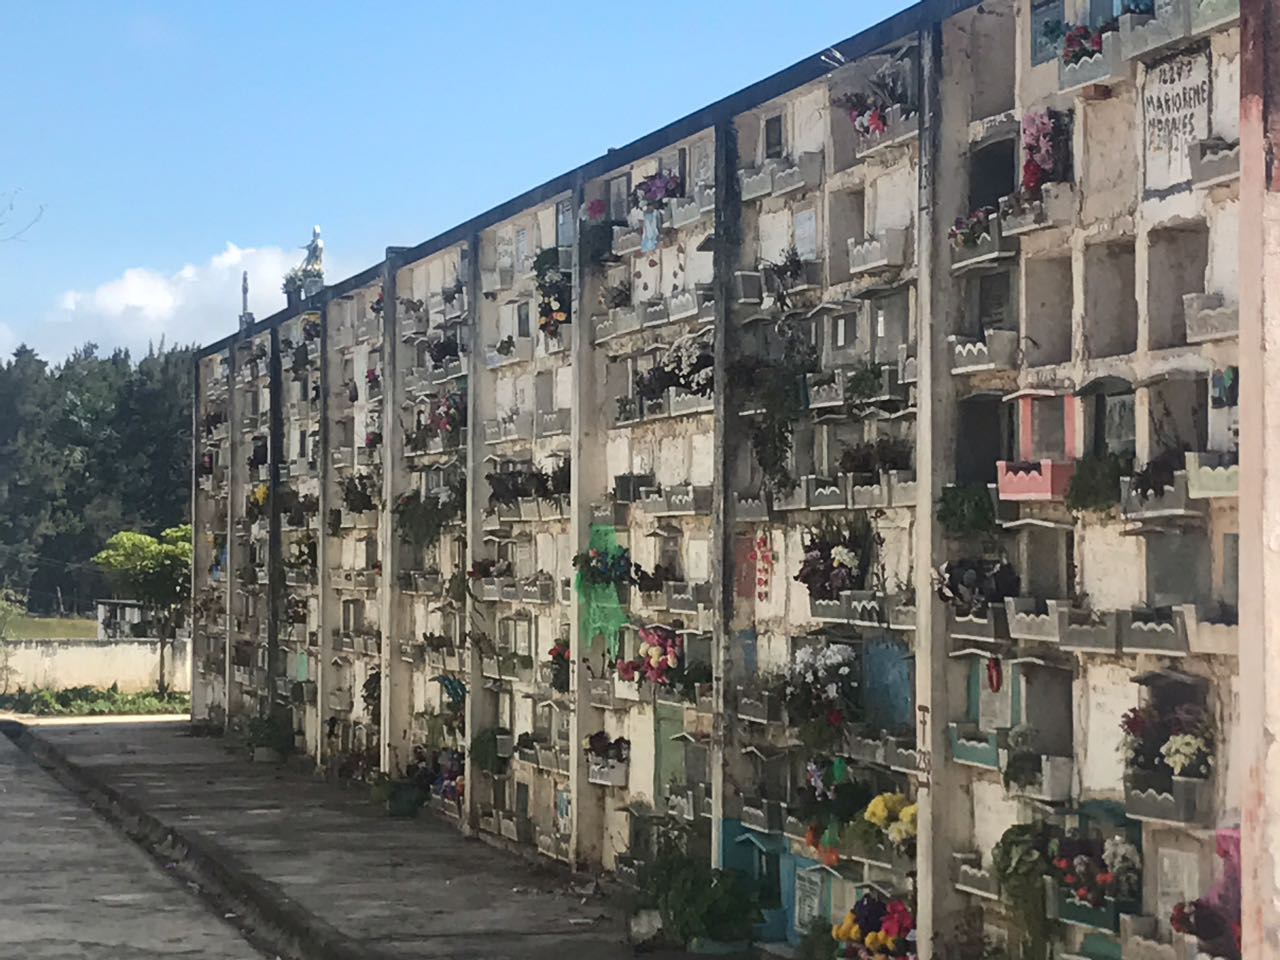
left=189, top=355, right=201, bottom=718
left=914, top=20, right=965, bottom=958
left=224, top=342, right=242, bottom=729
left=463, top=232, right=484, bottom=834
left=710, top=116, right=738, bottom=870
left=1237, top=0, right=1280, bottom=953
left=379, top=255, right=407, bottom=774
left=568, top=177, right=607, bottom=869
left=316, top=302, right=333, bottom=766
left=267, top=326, right=284, bottom=722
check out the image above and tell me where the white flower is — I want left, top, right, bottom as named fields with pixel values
left=1160, top=734, right=1210, bottom=776
left=1103, top=837, right=1141, bottom=874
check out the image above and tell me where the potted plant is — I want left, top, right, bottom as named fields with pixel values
left=1121, top=699, right=1214, bottom=821
left=778, top=644, right=860, bottom=751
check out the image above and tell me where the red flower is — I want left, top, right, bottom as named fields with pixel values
left=881, top=900, right=915, bottom=939
left=1097, top=872, right=1115, bottom=887
left=1076, top=887, right=1091, bottom=901
left=1053, top=858, right=1071, bottom=871
left=826, top=708, right=845, bottom=728
left=1021, top=158, right=1044, bottom=199
left=1064, top=874, right=1078, bottom=886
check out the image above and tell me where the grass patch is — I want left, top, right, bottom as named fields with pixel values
left=0, top=684, right=189, bottom=716
left=8, top=616, right=99, bottom=640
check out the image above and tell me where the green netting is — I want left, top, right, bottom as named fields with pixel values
left=577, top=523, right=630, bottom=659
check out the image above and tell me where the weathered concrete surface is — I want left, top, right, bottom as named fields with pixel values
left=11, top=719, right=693, bottom=960
left=0, top=730, right=262, bottom=959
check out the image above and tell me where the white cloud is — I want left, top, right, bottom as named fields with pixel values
left=42, top=242, right=344, bottom=359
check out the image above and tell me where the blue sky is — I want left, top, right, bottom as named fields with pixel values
left=0, top=1, right=913, bottom=361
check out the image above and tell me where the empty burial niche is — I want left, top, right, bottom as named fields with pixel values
left=967, top=2, right=1015, bottom=122
left=1146, top=223, right=1209, bottom=351
left=955, top=393, right=1012, bottom=486
left=1083, top=240, right=1137, bottom=358
left=969, top=138, right=1017, bottom=212
left=1147, top=376, right=1208, bottom=461
left=828, top=188, right=866, bottom=276
left=1024, top=256, right=1072, bottom=366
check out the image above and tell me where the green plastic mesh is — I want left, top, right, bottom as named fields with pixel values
left=576, top=523, right=630, bottom=659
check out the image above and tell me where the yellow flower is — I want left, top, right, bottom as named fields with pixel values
left=864, top=792, right=908, bottom=829
left=836, top=920, right=861, bottom=943
left=899, top=802, right=918, bottom=828
left=887, top=819, right=916, bottom=846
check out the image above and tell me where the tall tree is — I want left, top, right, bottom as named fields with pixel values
left=0, top=341, right=194, bottom=614
left=93, top=524, right=192, bottom=693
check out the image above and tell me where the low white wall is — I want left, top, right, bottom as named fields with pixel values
left=0, top=637, right=190, bottom=694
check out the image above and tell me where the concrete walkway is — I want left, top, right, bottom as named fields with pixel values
left=0, top=730, right=263, bottom=959
left=3, top=718, right=679, bottom=960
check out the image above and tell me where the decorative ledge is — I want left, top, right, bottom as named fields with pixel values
left=612, top=225, right=643, bottom=256
left=849, top=228, right=909, bottom=276
left=1056, top=605, right=1120, bottom=654
left=947, top=722, right=1001, bottom=769
left=1189, top=138, right=1240, bottom=188
left=1002, top=752, right=1073, bottom=802
left=950, top=214, right=1017, bottom=273
left=997, top=459, right=1075, bottom=501
left=949, top=329, right=1019, bottom=374
left=587, top=758, right=629, bottom=788
left=1124, top=771, right=1212, bottom=824
left=948, top=604, right=1010, bottom=645
left=1005, top=597, right=1066, bottom=643
left=1118, top=608, right=1190, bottom=655
left=1184, top=451, right=1238, bottom=498
left=1119, top=472, right=1202, bottom=521
left=952, top=853, right=1000, bottom=900
left=1189, top=0, right=1239, bottom=35
left=1119, top=0, right=1191, bottom=61
left=594, top=307, right=641, bottom=343
left=771, top=151, right=823, bottom=197
left=856, top=105, right=918, bottom=156
left=999, top=184, right=1074, bottom=236
left=733, top=490, right=771, bottom=523
left=1059, top=31, right=1129, bottom=94
left=738, top=164, right=775, bottom=202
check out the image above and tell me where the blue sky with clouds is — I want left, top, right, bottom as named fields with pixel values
left=0, top=1, right=913, bottom=361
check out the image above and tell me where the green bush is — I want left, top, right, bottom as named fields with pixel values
left=1065, top=453, right=1128, bottom=512
left=937, top=484, right=996, bottom=538
left=639, top=838, right=759, bottom=945
left=0, top=684, right=189, bottom=716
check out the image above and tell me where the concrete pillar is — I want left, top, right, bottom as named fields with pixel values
left=1237, top=1, right=1280, bottom=954
left=463, top=233, right=484, bottom=834
left=267, top=325, right=284, bottom=724
left=316, top=301, right=334, bottom=767
left=568, top=178, right=609, bottom=868
left=710, top=116, right=738, bottom=870
left=915, top=18, right=967, bottom=958
left=379, top=254, right=409, bottom=773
